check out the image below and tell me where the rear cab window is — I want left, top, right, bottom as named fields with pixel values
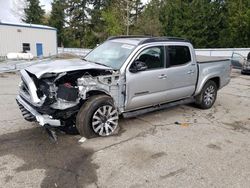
left=166, top=45, right=191, bottom=67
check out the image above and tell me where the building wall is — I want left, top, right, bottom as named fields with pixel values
left=0, top=24, right=57, bottom=57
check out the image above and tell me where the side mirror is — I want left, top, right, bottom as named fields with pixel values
left=129, top=61, right=148, bottom=73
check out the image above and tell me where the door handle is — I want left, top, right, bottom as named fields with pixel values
left=158, top=74, right=167, bottom=79
left=187, top=70, right=195, bottom=74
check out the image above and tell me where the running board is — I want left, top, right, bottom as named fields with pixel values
left=123, top=97, right=195, bottom=118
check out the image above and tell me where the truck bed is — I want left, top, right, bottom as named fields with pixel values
left=196, top=55, right=230, bottom=64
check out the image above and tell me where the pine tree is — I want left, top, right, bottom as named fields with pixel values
left=226, top=0, right=250, bottom=47
left=134, top=0, right=162, bottom=36
left=158, top=0, right=229, bottom=48
left=22, top=0, right=45, bottom=24
left=48, top=0, right=66, bottom=47
left=65, top=0, right=90, bottom=47
left=101, top=0, right=126, bottom=37
left=130, top=0, right=144, bottom=24
left=88, top=0, right=109, bottom=46
left=100, top=0, right=144, bottom=37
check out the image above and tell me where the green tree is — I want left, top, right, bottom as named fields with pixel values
left=22, top=0, right=45, bottom=24
left=20, top=0, right=250, bottom=48
left=87, top=0, right=110, bottom=46
left=158, top=0, right=228, bottom=48
left=130, top=0, right=144, bottom=24
left=133, top=0, right=162, bottom=36
left=101, top=0, right=126, bottom=37
left=225, top=0, right=250, bottom=47
left=65, top=0, right=91, bottom=47
left=101, top=0, right=144, bottom=37
left=48, top=0, right=66, bottom=47
left=102, top=4, right=124, bottom=36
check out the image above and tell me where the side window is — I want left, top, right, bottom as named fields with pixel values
left=22, top=43, right=30, bottom=53
left=167, top=46, right=191, bottom=66
left=135, top=46, right=164, bottom=70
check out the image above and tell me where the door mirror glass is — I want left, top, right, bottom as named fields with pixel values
left=130, top=61, right=148, bottom=73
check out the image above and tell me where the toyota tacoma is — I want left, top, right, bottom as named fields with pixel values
left=16, top=36, right=231, bottom=138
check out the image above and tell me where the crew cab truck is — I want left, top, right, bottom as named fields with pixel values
left=16, top=36, right=231, bottom=138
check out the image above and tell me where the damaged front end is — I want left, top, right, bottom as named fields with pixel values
left=16, top=67, right=123, bottom=130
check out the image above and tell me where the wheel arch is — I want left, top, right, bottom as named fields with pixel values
left=86, top=90, right=111, bottom=98
left=195, top=76, right=221, bottom=95
left=209, top=77, right=220, bottom=89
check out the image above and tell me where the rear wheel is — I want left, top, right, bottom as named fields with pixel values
left=195, top=80, right=217, bottom=109
left=76, top=95, right=119, bottom=138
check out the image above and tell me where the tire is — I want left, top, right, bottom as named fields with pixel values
left=195, top=80, right=217, bottom=109
left=76, top=95, right=119, bottom=138
left=241, top=70, right=250, bottom=75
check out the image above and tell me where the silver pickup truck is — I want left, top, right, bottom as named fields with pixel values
left=16, top=36, right=231, bottom=138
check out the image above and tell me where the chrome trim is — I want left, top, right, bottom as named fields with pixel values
left=16, top=95, right=61, bottom=127
left=20, top=69, right=41, bottom=104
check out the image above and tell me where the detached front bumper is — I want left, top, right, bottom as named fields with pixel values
left=16, top=95, right=61, bottom=127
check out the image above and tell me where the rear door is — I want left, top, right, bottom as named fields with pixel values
left=125, top=45, right=168, bottom=110
left=164, top=45, right=198, bottom=101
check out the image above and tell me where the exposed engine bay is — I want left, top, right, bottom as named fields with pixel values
left=18, top=68, right=123, bottom=128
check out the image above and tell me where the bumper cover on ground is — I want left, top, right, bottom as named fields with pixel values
left=16, top=95, right=61, bottom=127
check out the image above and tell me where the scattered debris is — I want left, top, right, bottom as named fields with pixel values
left=207, top=144, right=222, bottom=150
left=174, top=122, right=190, bottom=127
left=79, top=137, right=87, bottom=143
left=160, top=168, right=186, bottom=179
left=45, top=128, right=57, bottom=143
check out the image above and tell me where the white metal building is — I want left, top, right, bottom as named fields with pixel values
left=0, top=22, right=57, bottom=58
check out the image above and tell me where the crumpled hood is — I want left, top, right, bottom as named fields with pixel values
left=25, top=58, right=112, bottom=78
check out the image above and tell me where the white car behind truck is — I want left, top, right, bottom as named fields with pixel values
left=16, top=36, right=231, bottom=139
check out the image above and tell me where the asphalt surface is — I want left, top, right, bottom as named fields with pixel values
left=0, top=70, right=250, bottom=188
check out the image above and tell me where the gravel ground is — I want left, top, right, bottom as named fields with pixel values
left=0, top=70, right=250, bottom=188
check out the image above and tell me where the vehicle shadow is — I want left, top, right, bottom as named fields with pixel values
left=0, top=127, right=99, bottom=188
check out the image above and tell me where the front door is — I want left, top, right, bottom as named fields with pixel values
left=125, top=46, right=168, bottom=111
left=36, top=43, right=43, bottom=57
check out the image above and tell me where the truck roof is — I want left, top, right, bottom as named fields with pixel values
left=108, top=36, right=190, bottom=46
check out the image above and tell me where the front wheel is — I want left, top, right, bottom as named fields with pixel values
left=195, top=80, right=217, bottom=109
left=76, top=95, right=119, bottom=138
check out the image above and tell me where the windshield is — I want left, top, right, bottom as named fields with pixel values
left=84, top=41, right=136, bottom=69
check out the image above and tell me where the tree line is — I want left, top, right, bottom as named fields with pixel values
left=21, top=0, right=250, bottom=48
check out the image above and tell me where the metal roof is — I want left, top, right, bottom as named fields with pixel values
left=0, top=21, right=56, bottom=31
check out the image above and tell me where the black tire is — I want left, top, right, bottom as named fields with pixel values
left=195, top=80, right=217, bottom=109
left=76, top=95, right=119, bottom=138
left=241, top=70, right=249, bottom=75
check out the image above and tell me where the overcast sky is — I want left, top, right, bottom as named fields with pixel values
left=0, top=0, right=51, bottom=22
left=0, top=0, right=149, bottom=23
